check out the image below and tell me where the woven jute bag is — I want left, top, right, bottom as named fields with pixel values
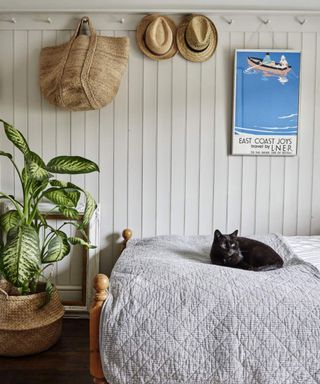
left=0, top=281, right=64, bottom=357
left=40, top=17, right=129, bottom=111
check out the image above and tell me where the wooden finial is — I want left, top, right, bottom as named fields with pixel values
left=93, top=274, right=109, bottom=292
left=122, top=228, right=132, bottom=243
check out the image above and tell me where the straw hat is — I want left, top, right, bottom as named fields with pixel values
left=136, top=14, right=177, bottom=60
left=177, top=14, right=218, bottom=62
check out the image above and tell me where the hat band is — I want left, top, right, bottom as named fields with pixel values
left=143, top=30, right=173, bottom=56
left=185, top=36, right=209, bottom=53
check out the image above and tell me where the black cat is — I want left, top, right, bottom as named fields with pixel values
left=210, top=230, right=284, bottom=271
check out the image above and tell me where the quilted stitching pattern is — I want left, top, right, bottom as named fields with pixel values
left=100, top=234, right=320, bottom=384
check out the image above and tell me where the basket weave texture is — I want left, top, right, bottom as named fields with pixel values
left=40, top=17, right=129, bottom=111
left=0, top=284, right=64, bottom=356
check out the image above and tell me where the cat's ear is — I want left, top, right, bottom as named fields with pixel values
left=214, top=229, right=222, bottom=240
left=230, top=230, right=238, bottom=238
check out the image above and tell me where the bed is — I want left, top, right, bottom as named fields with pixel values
left=90, top=230, right=320, bottom=384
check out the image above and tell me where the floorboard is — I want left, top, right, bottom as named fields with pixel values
left=0, top=319, right=92, bottom=384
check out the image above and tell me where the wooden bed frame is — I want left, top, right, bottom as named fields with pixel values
left=89, top=228, right=132, bottom=384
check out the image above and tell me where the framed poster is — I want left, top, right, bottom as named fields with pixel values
left=232, top=49, right=301, bottom=156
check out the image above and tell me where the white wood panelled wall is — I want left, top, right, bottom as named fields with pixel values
left=0, top=13, right=320, bottom=275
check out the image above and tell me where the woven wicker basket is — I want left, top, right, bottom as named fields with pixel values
left=0, top=282, right=64, bottom=357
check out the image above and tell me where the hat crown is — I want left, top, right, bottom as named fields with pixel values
left=145, top=16, right=173, bottom=55
left=186, top=16, right=212, bottom=51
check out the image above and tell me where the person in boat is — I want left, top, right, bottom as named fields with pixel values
left=262, top=52, right=272, bottom=64
left=280, top=55, right=288, bottom=68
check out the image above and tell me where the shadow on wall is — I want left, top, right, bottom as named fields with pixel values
left=100, top=232, right=125, bottom=276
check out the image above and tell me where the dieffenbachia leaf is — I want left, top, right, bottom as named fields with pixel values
left=82, top=191, right=97, bottom=227
left=44, top=188, right=75, bottom=208
left=50, top=179, right=68, bottom=188
left=58, top=206, right=79, bottom=220
left=42, top=234, right=70, bottom=263
left=0, top=120, right=30, bottom=156
left=68, top=236, right=96, bottom=249
left=47, top=156, right=99, bottom=174
left=2, top=225, right=40, bottom=287
left=0, top=210, right=20, bottom=232
left=26, top=152, right=52, bottom=181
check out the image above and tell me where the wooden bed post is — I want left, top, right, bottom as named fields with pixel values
left=90, top=274, right=109, bottom=384
left=90, top=229, right=132, bottom=384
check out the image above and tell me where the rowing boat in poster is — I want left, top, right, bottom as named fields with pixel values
left=232, top=49, right=301, bottom=156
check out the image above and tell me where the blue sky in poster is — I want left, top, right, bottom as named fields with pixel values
left=234, top=50, right=301, bottom=135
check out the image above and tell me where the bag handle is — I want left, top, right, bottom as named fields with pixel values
left=71, top=16, right=96, bottom=42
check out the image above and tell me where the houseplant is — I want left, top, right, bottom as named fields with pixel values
left=0, top=119, right=99, bottom=356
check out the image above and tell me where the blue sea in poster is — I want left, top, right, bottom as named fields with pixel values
left=234, top=50, right=301, bottom=136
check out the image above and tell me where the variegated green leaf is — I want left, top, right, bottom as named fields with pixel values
left=67, top=190, right=80, bottom=207
left=82, top=191, right=97, bottom=226
left=44, top=188, right=75, bottom=207
left=68, top=236, right=96, bottom=249
left=27, top=161, right=52, bottom=181
left=50, top=179, right=68, bottom=188
left=47, top=156, right=99, bottom=174
left=58, top=206, right=79, bottom=220
left=42, top=234, right=70, bottom=263
left=0, top=120, right=30, bottom=156
left=26, top=151, right=46, bottom=168
left=26, top=152, right=52, bottom=181
left=0, top=210, right=20, bottom=232
left=2, top=225, right=40, bottom=287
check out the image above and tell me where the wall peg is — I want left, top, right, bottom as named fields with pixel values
left=46, top=17, right=52, bottom=24
left=120, top=18, right=125, bottom=24
left=0, top=17, right=16, bottom=24
left=261, top=18, right=270, bottom=25
left=297, top=17, right=306, bottom=25
left=226, top=18, right=233, bottom=25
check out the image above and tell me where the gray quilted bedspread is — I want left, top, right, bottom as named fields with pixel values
left=100, top=234, right=320, bottom=384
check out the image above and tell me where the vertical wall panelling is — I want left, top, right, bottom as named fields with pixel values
left=311, top=32, right=320, bottom=235
left=241, top=31, right=259, bottom=236
left=282, top=32, right=301, bottom=235
left=128, top=31, right=143, bottom=238
left=227, top=32, right=244, bottom=233
left=212, top=31, right=229, bottom=233
left=113, top=30, right=129, bottom=259
left=198, top=53, right=215, bottom=235
left=268, top=32, right=287, bottom=233
left=171, top=54, right=187, bottom=235
left=157, top=59, right=172, bottom=235
left=255, top=31, right=273, bottom=234
left=297, top=33, right=316, bottom=235
left=99, top=30, right=115, bottom=274
left=0, top=15, right=320, bottom=277
left=185, top=61, right=201, bottom=235
left=142, top=56, right=157, bottom=237
left=13, top=30, right=28, bottom=201
left=0, top=30, right=14, bottom=195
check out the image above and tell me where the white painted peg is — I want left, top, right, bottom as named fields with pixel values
left=0, top=17, right=16, bottom=24
left=261, top=18, right=270, bottom=25
left=47, top=17, right=52, bottom=24
left=297, top=17, right=306, bottom=25
left=120, top=18, right=125, bottom=24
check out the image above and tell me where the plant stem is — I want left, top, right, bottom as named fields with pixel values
left=0, top=193, right=24, bottom=218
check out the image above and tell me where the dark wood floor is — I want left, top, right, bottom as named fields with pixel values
left=0, top=319, right=92, bottom=384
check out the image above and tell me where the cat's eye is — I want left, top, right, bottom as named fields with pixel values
left=230, top=243, right=236, bottom=248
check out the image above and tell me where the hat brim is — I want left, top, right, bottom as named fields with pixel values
left=176, top=15, right=218, bottom=63
left=136, top=14, right=178, bottom=61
